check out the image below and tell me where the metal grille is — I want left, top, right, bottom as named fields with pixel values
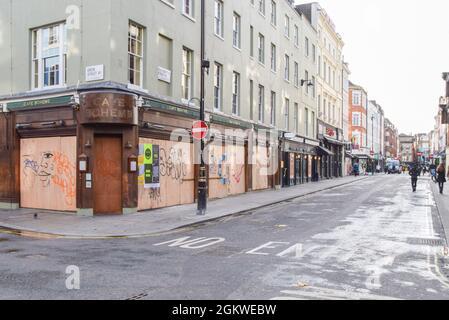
left=407, top=238, right=445, bottom=247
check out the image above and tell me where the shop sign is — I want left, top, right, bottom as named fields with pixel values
left=139, top=144, right=161, bottom=189
left=80, top=92, right=137, bottom=125
left=6, top=95, right=73, bottom=110
left=143, top=98, right=200, bottom=119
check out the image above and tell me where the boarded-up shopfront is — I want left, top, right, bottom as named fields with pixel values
left=252, top=141, right=271, bottom=191
left=138, top=138, right=195, bottom=210
left=208, top=143, right=246, bottom=199
left=20, top=136, right=77, bottom=211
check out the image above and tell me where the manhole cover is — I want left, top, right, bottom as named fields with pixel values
left=407, top=238, right=445, bottom=247
left=126, top=292, right=148, bottom=300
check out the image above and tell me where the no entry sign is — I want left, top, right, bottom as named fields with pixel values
left=192, top=121, right=209, bottom=140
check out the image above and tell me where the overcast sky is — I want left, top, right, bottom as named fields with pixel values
left=297, top=0, right=449, bottom=134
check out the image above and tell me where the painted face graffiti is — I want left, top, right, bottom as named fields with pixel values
left=38, top=152, right=55, bottom=186
left=22, top=151, right=76, bottom=206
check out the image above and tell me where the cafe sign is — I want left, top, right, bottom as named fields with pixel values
left=79, top=92, right=137, bottom=125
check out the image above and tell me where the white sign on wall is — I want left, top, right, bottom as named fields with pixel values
left=157, top=67, right=172, bottom=83
left=85, top=65, right=104, bottom=82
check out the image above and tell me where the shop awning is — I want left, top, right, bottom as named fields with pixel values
left=317, top=146, right=334, bottom=156
left=352, top=154, right=371, bottom=160
left=324, top=136, right=345, bottom=146
left=345, top=152, right=356, bottom=159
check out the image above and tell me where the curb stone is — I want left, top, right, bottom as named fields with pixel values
left=0, top=177, right=369, bottom=240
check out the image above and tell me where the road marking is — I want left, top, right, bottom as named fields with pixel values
left=276, top=244, right=303, bottom=259
left=272, top=286, right=402, bottom=301
left=154, top=236, right=225, bottom=249
left=246, top=242, right=290, bottom=256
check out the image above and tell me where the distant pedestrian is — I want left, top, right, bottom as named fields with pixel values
left=353, top=162, right=360, bottom=177
left=409, top=164, right=419, bottom=192
left=437, top=164, right=447, bottom=194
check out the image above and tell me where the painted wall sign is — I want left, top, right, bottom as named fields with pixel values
left=157, top=67, right=172, bottom=83
left=85, top=65, right=105, bottom=82
left=79, top=92, right=137, bottom=125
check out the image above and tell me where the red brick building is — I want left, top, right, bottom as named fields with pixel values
left=384, top=118, right=399, bottom=159
left=348, top=82, right=368, bottom=151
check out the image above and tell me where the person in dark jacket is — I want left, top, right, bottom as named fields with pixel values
left=409, top=164, right=419, bottom=192
left=437, top=164, right=447, bottom=194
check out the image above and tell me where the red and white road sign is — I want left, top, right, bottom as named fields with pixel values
left=192, top=121, right=209, bottom=140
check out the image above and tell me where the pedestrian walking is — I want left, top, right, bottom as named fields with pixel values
left=409, top=164, right=419, bottom=192
left=353, top=162, right=360, bottom=177
left=437, top=163, right=447, bottom=194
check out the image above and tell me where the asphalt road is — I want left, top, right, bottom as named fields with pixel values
left=1, top=174, right=449, bottom=300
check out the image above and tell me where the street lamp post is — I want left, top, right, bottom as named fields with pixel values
left=197, top=0, right=209, bottom=215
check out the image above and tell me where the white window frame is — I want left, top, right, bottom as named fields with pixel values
left=233, top=12, right=241, bottom=49
left=214, top=62, right=223, bottom=111
left=284, top=54, right=290, bottom=82
left=284, top=15, right=290, bottom=38
left=258, top=0, right=265, bottom=16
left=182, top=47, right=193, bottom=101
left=305, top=37, right=309, bottom=57
left=182, top=0, right=194, bottom=18
left=258, top=85, right=265, bottom=123
left=352, top=112, right=361, bottom=126
left=352, top=91, right=362, bottom=106
left=232, top=71, right=240, bottom=115
left=294, top=62, right=299, bottom=87
left=270, top=43, right=277, bottom=72
left=284, top=98, right=290, bottom=130
left=128, top=21, right=144, bottom=87
left=294, top=103, right=299, bottom=133
left=305, top=70, right=309, bottom=94
left=214, top=0, right=224, bottom=38
left=270, top=1, right=277, bottom=26
left=258, top=33, right=265, bottom=64
left=294, top=25, right=299, bottom=47
left=270, top=91, right=276, bottom=126
left=31, top=23, right=67, bottom=90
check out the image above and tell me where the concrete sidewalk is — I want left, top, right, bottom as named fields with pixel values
left=0, top=176, right=369, bottom=239
left=430, top=179, right=449, bottom=243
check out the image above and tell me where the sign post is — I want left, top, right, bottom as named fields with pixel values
left=197, top=0, right=209, bottom=216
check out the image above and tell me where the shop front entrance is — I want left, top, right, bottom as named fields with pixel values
left=93, top=135, right=123, bottom=215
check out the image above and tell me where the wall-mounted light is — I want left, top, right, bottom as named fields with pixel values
left=136, top=96, right=144, bottom=110
left=301, top=80, right=314, bottom=87
left=0, top=103, right=8, bottom=113
left=40, top=120, right=65, bottom=128
left=71, top=93, right=80, bottom=110
left=16, top=123, right=32, bottom=129
left=143, top=122, right=166, bottom=130
left=84, top=139, right=92, bottom=148
left=125, top=141, right=133, bottom=149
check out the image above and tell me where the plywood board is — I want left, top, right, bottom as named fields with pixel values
left=20, top=137, right=77, bottom=212
left=138, top=138, right=194, bottom=211
left=252, top=145, right=269, bottom=191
